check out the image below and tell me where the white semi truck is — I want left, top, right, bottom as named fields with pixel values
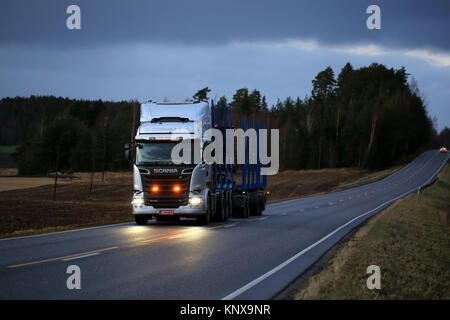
left=127, top=101, right=267, bottom=225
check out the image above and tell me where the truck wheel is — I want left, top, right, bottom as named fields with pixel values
left=256, top=194, right=263, bottom=216
left=243, top=196, right=250, bottom=218
left=135, top=215, right=149, bottom=225
left=197, top=212, right=210, bottom=225
left=250, top=197, right=260, bottom=216
left=216, top=193, right=226, bottom=222
left=223, top=193, right=229, bottom=222
left=197, top=194, right=211, bottom=225
left=227, top=191, right=233, bottom=218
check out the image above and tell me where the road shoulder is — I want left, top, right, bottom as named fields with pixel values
left=278, top=164, right=450, bottom=300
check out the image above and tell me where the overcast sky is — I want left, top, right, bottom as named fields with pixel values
left=0, top=0, right=449, bottom=130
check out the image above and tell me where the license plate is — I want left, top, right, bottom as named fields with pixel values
left=159, top=209, right=174, bottom=215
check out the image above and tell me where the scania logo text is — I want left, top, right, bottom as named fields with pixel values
left=153, top=168, right=178, bottom=174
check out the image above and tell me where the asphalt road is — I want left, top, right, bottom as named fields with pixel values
left=0, top=150, right=447, bottom=300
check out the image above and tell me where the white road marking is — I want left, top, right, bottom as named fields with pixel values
left=61, top=252, right=101, bottom=261
left=222, top=155, right=447, bottom=300
left=0, top=222, right=134, bottom=242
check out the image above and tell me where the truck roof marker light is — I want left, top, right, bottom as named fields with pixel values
left=151, top=185, right=159, bottom=192
left=155, top=137, right=180, bottom=141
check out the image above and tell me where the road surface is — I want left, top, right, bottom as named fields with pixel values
left=0, top=150, right=447, bottom=299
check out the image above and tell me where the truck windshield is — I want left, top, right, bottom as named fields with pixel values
left=135, top=141, right=196, bottom=165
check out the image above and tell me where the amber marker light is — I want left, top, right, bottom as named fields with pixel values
left=151, top=185, right=159, bottom=192
left=173, top=185, right=181, bottom=193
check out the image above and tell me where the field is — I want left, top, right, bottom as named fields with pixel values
left=262, top=166, right=398, bottom=203
left=286, top=164, right=450, bottom=300
left=0, top=172, right=132, bottom=237
left=0, top=167, right=399, bottom=238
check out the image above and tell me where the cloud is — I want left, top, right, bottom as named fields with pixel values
left=403, top=50, right=450, bottom=68
left=232, top=39, right=319, bottom=51
left=232, top=40, right=450, bottom=68
left=1, top=0, right=450, bottom=53
left=1, top=39, right=449, bottom=129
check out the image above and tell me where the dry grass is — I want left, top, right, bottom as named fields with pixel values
left=0, top=171, right=132, bottom=192
left=0, top=168, right=18, bottom=176
left=262, top=166, right=399, bottom=203
left=0, top=173, right=133, bottom=238
left=291, top=165, right=450, bottom=300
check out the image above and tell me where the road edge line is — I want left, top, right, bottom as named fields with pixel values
left=222, top=154, right=448, bottom=300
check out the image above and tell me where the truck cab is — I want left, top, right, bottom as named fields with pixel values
left=130, top=101, right=212, bottom=224
left=129, top=100, right=267, bottom=226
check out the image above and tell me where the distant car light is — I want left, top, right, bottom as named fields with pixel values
left=189, top=197, right=202, bottom=205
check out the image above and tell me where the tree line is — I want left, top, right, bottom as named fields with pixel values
left=0, top=96, right=138, bottom=175
left=196, top=63, right=440, bottom=170
left=0, top=62, right=444, bottom=174
left=271, top=63, right=437, bottom=170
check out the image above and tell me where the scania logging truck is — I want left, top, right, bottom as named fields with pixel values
left=126, top=101, right=267, bottom=225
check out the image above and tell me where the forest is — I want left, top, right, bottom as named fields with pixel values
left=0, top=62, right=446, bottom=174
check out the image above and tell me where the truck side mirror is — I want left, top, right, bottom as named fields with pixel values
left=124, top=143, right=130, bottom=161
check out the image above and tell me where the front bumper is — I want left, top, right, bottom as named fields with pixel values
left=132, top=201, right=206, bottom=217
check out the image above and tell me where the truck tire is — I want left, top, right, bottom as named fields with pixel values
left=250, top=197, right=260, bottom=216
left=227, top=191, right=233, bottom=219
left=216, top=193, right=226, bottom=222
left=243, top=196, right=250, bottom=218
left=257, top=199, right=262, bottom=216
left=197, top=194, right=211, bottom=226
left=135, top=215, right=149, bottom=225
left=224, top=192, right=230, bottom=221
left=256, top=193, right=263, bottom=216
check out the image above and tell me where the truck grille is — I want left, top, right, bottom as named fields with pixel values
left=141, top=173, right=191, bottom=208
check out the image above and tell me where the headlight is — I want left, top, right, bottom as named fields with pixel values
left=132, top=198, right=144, bottom=205
left=189, top=197, right=202, bottom=205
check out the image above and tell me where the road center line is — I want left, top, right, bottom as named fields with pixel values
left=221, top=154, right=447, bottom=300
left=8, top=246, right=119, bottom=268
left=224, top=222, right=240, bottom=228
left=61, top=252, right=101, bottom=261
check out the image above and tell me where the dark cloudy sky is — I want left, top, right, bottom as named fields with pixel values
left=1, top=0, right=449, bottom=129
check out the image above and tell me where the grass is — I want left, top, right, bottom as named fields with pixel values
left=0, top=173, right=133, bottom=238
left=290, top=164, right=450, bottom=300
left=0, top=145, right=17, bottom=154
left=242, top=165, right=401, bottom=204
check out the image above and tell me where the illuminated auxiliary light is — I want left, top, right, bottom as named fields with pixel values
left=132, top=198, right=144, bottom=205
left=189, top=197, right=202, bottom=205
left=173, top=185, right=181, bottom=192
left=151, top=185, right=159, bottom=192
